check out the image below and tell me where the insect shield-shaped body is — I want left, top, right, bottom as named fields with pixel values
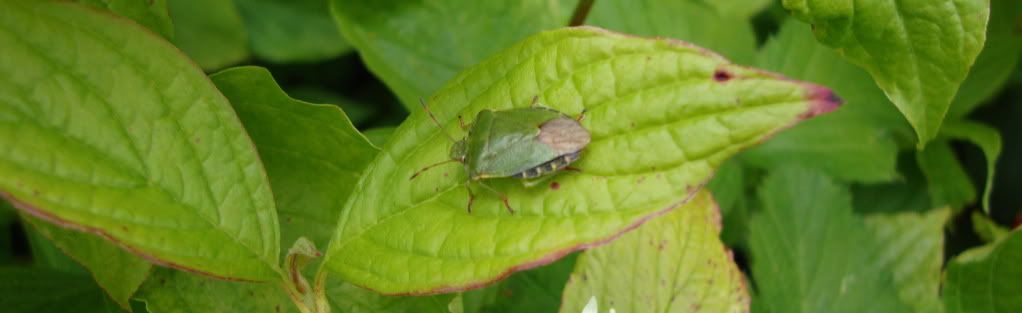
left=413, top=99, right=590, bottom=214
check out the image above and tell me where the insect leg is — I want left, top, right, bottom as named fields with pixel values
left=409, top=159, right=460, bottom=180
left=419, top=98, right=457, bottom=142
left=477, top=181, right=514, bottom=215
left=529, top=95, right=540, bottom=107
left=576, top=108, right=587, bottom=122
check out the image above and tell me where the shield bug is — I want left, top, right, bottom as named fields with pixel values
left=411, top=97, right=590, bottom=214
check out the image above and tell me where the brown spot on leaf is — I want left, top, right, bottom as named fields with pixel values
left=550, top=182, right=560, bottom=190
left=713, top=69, right=732, bottom=82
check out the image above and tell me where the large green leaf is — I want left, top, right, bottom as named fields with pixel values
left=0, top=1, right=280, bottom=280
left=943, top=229, right=1022, bottom=313
left=971, top=211, right=1009, bottom=243
left=330, top=0, right=576, bottom=110
left=940, top=120, right=1001, bottom=212
left=865, top=208, right=950, bottom=313
left=743, top=20, right=908, bottom=183
left=0, top=267, right=124, bottom=313
left=560, top=191, right=750, bottom=313
left=23, top=216, right=151, bottom=310
left=782, top=0, right=990, bottom=144
left=76, top=0, right=174, bottom=39
left=749, top=167, right=911, bottom=312
left=236, top=0, right=351, bottom=63
left=587, top=0, right=758, bottom=65
left=319, top=27, right=842, bottom=294
left=210, top=66, right=378, bottom=253
left=948, top=0, right=1022, bottom=118
left=168, top=0, right=248, bottom=70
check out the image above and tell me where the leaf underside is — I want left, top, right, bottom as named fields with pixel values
left=320, top=26, right=841, bottom=294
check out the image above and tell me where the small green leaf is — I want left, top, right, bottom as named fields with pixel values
left=168, top=0, right=248, bottom=70
left=940, top=120, right=1001, bottom=212
left=970, top=211, right=1009, bottom=243
left=587, top=0, right=758, bottom=64
left=136, top=269, right=296, bottom=313
left=330, top=0, right=576, bottom=110
left=466, top=255, right=577, bottom=313
left=948, top=0, right=1022, bottom=118
left=749, top=167, right=911, bottom=312
left=24, top=216, right=152, bottom=310
left=560, top=191, right=750, bottom=313
left=865, top=208, right=950, bottom=313
left=917, top=140, right=977, bottom=210
left=326, top=279, right=455, bottom=313
left=0, top=267, right=124, bottom=313
left=943, top=229, right=1022, bottom=313
left=210, top=66, right=378, bottom=252
left=744, top=20, right=907, bottom=183
left=782, top=0, right=990, bottom=144
left=235, top=0, right=351, bottom=63
left=320, top=27, right=842, bottom=294
left=75, top=0, right=174, bottom=39
left=707, top=159, right=750, bottom=247
left=0, top=1, right=280, bottom=280
left=25, top=223, right=86, bottom=274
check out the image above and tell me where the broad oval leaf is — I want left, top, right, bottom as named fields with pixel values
left=559, top=191, right=750, bottom=313
left=0, top=1, right=280, bottom=280
left=320, top=27, right=842, bottom=294
left=782, top=0, right=989, bottom=144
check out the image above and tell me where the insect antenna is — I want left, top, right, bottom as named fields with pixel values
left=409, top=159, right=460, bottom=180
left=419, top=98, right=457, bottom=142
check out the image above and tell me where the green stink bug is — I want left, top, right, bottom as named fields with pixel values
left=411, top=97, right=590, bottom=214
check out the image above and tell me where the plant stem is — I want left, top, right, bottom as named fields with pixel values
left=567, top=0, right=596, bottom=27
